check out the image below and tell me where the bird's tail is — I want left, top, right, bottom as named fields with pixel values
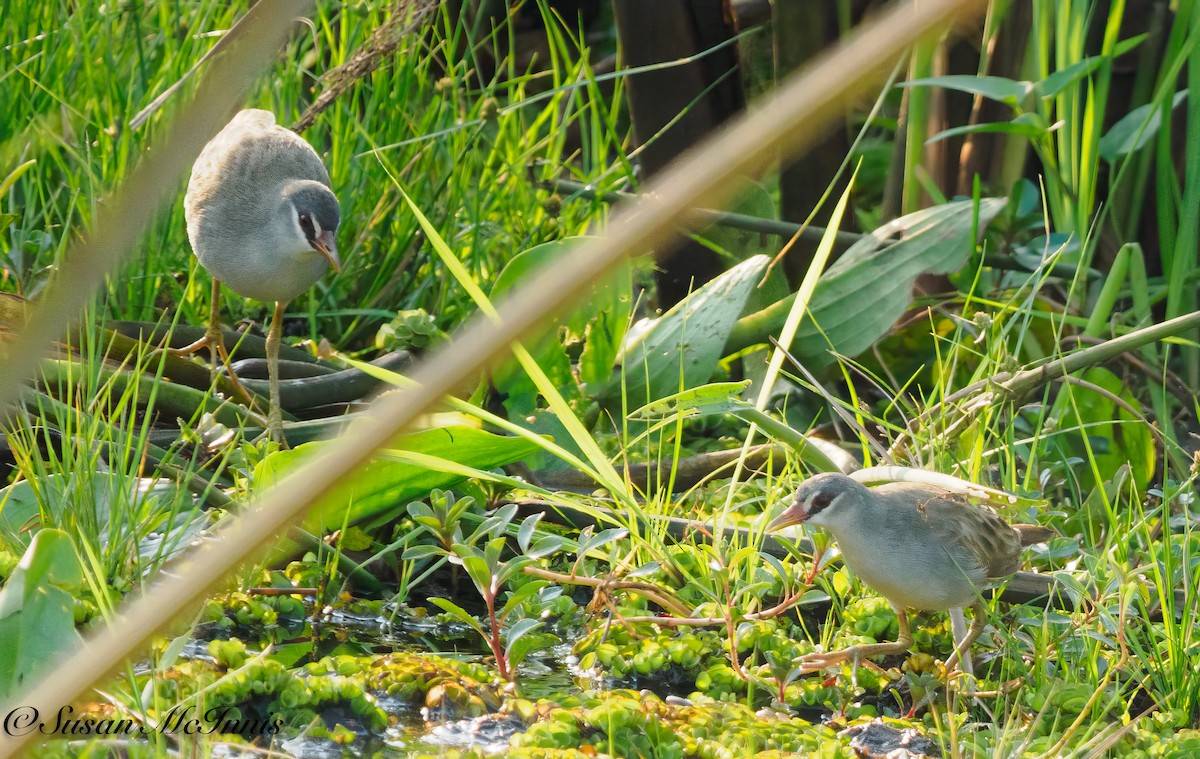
left=1014, top=524, right=1055, bottom=545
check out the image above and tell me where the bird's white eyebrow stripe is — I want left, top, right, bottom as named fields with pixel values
left=313, top=217, right=322, bottom=236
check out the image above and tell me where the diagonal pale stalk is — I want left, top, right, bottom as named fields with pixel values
left=342, top=357, right=644, bottom=537
left=0, top=0, right=986, bottom=754
left=717, top=166, right=860, bottom=525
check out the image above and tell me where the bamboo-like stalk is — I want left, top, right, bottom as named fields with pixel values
left=888, top=309, right=1200, bottom=457
left=0, top=0, right=986, bottom=754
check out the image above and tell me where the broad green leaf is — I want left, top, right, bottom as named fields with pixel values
left=578, top=527, right=629, bottom=555
left=494, top=555, right=535, bottom=587
left=447, top=496, right=473, bottom=521
left=626, top=561, right=661, bottom=579
left=799, top=589, right=832, bottom=606
left=507, top=629, right=558, bottom=670
left=526, top=536, right=564, bottom=559
left=472, top=503, right=519, bottom=543
left=1034, top=56, right=1105, bottom=99
left=517, top=513, right=542, bottom=553
left=401, top=544, right=446, bottom=561
left=760, top=554, right=789, bottom=584
left=256, top=426, right=539, bottom=543
left=484, top=536, right=506, bottom=575
left=503, top=618, right=541, bottom=655
left=489, top=238, right=632, bottom=413
left=630, top=381, right=752, bottom=420
left=1099, top=89, right=1188, bottom=162
left=1011, top=233, right=1082, bottom=271
left=902, top=75, right=1033, bottom=107
left=454, top=551, right=494, bottom=596
left=512, top=408, right=588, bottom=472
left=501, top=580, right=549, bottom=619
left=408, top=503, right=435, bottom=519
left=926, top=113, right=1049, bottom=146
left=730, top=199, right=1007, bottom=362
left=610, top=255, right=768, bottom=409
left=0, top=481, right=40, bottom=547
left=0, top=529, right=84, bottom=700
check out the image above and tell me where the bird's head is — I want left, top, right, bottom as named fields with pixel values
left=768, top=472, right=868, bottom=533
left=282, top=181, right=341, bottom=271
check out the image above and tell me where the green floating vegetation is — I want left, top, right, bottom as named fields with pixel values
left=509, top=692, right=845, bottom=759
left=358, top=653, right=499, bottom=711
left=376, top=308, right=447, bottom=352
left=200, top=590, right=309, bottom=633
left=147, top=639, right=511, bottom=742
left=574, top=627, right=723, bottom=682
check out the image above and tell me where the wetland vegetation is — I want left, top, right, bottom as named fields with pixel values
left=2, top=1, right=1199, bottom=756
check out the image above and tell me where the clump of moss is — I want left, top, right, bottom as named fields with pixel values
left=358, top=653, right=502, bottom=720
left=166, top=639, right=389, bottom=734
left=573, top=624, right=723, bottom=687
left=509, top=690, right=853, bottom=758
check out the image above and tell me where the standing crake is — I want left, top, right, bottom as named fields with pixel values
left=183, top=109, right=340, bottom=444
left=769, top=472, right=1052, bottom=671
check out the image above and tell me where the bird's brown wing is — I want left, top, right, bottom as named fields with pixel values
left=916, top=492, right=1022, bottom=581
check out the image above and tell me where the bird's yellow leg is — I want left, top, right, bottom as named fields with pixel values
left=800, top=605, right=913, bottom=672
left=167, top=278, right=255, bottom=405
left=203, top=280, right=256, bottom=404
left=265, top=300, right=287, bottom=446
left=206, top=277, right=225, bottom=375
left=170, top=279, right=227, bottom=359
left=945, top=601, right=987, bottom=672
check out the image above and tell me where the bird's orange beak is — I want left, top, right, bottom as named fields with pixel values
left=311, top=231, right=341, bottom=272
left=767, top=501, right=808, bottom=532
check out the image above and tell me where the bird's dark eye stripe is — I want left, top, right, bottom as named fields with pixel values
left=809, top=491, right=834, bottom=515
left=298, top=213, right=315, bottom=238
